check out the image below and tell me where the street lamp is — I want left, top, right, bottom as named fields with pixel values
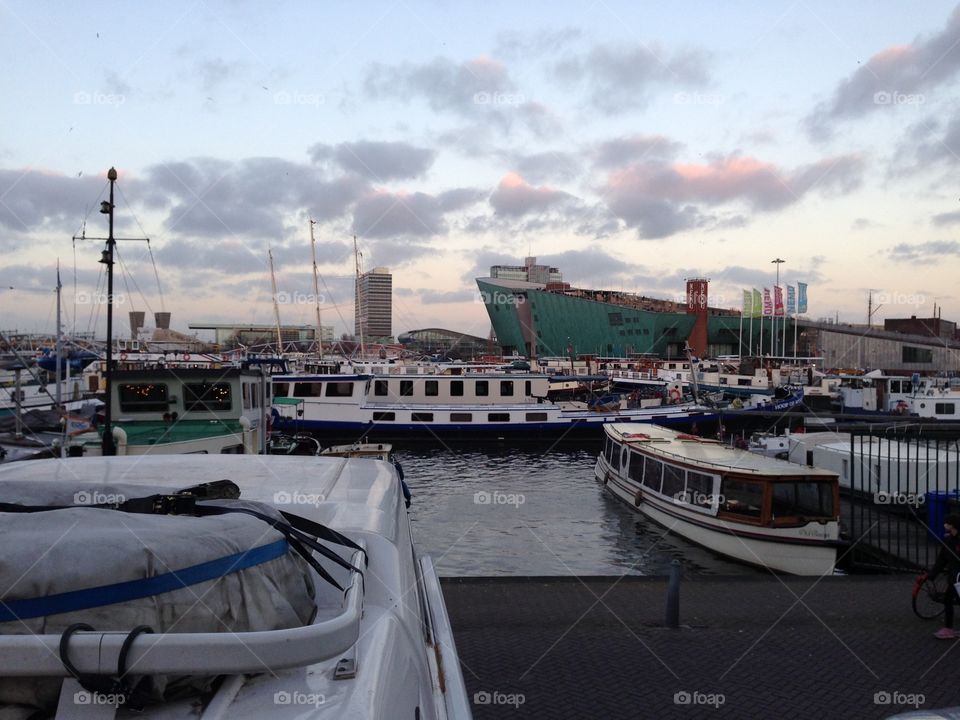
left=99, top=167, right=117, bottom=456
left=771, top=258, right=785, bottom=357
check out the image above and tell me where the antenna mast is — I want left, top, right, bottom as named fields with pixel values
left=268, top=248, right=283, bottom=355
left=309, top=220, right=324, bottom=359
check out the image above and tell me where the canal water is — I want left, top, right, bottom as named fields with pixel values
left=395, top=439, right=759, bottom=577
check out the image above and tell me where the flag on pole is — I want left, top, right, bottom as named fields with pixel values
left=762, top=288, right=773, bottom=316
left=774, top=286, right=784, bottom=317
left=752, top=289, right=762, bottom=317
left=742, top=290, right=751, bottom=315
left=787, top=285, right=796, bottom=315
left=797, top=282, right=808, bottom=314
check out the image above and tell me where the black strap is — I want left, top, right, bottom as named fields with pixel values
left=60, top=623, right=156, bottom=708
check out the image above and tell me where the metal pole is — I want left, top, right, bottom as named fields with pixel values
left=665, top=559, right=681, bottom=628
left=101, top=167, right=117, bottom=456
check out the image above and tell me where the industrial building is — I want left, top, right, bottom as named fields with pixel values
left=477, top=276, right=960, bottom=374
left=188, top=323, right=333, bottom=351
left=397, top=328, right=498, bottom=359
left=355, top=267, right=393, bottom=341
left=490, top=256, right=563, bottom=285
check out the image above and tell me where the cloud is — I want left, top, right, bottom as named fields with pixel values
left=888, top=240, right=960, bottom=264
left=602, top=153, right=865, bottom=238
left=932, top=210, right=960, bottom=226
left=489, top=173, right=571, bottom=217
left=416, top=289, right=477, bottom=304
left=593, top=134, right=683, bottom=168
left=196, top=58, right=243, bottom=93
left=494, top=28, right=583, bottom=59
left=309, top=140, right=436, bottom=180
left=510, top=151, right=582, bottom=183
left=135, top=157, right=369, bottom=239
left=364, top=56, right=514, bottom=116
left=0, top=168, right=105, bottom=233
left=350, top=186, right=483, bottom=241
left=894, top=111, right=960, bottom=172
left=852, top=217, right=881, bottom=230
left=805, top=6, right=960, bottom=138
left=554, top=43, right=710, bottom=113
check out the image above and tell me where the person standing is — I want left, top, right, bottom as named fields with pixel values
left=925, top=513, right=960, bottom=639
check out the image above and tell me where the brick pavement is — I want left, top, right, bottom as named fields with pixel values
left=441, top=576, right=960, bottom=720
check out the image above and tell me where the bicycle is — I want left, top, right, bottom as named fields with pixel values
left=912, top=573, right=949, bottom=620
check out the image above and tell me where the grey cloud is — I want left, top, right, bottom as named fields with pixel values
left=889, top=240, right=960, bottom=264
left=805, top=6, right=960, bottom=139
left=555, top=43, right=710, bottom=113
left=512, top=151, right=582, bottom=183
left=489, top=175, right=571, bottom=217
left=932, top=210, right=960, bottom=226
left=494, top=28, right=583, bottom=59
left=417, top=289, right=477, bottom=304
left=0, top=169, right=105, bottom=233
left=309, top=140, right=436, bottom=181
left=593, top=134, right=683, bottom=168
left=197, top=58, right=243, bottom=93
left=351, top=191, right=462, bottom=239
left=156, top=238, right=267, bottom=274
left=853, top=217, right=881, bottom=230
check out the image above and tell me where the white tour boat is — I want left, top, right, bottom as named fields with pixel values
left=596, top=423, right=842, bottom=575
left=0, top=454, right=470, bottom=719
left=270, top=373, right=718, bottom=435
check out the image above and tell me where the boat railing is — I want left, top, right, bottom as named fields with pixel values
left=0, top=549, right=364, bottom=677
left=619, top=435, right=770, bottom=473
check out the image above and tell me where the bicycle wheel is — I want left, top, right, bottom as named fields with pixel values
left=913, top=576, right=948, bottom=620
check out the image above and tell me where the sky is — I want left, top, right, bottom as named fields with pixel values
left=1, top=0, right=959, bottom=342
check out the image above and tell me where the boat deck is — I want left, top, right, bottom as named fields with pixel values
left=443, top=575, right=955, bottom=719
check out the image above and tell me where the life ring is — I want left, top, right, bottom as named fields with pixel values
left=119, top=352, right=128, bottom=361
left=669, top=388, right=682, bottom=404
left=183, top=353, right=191, bottom=361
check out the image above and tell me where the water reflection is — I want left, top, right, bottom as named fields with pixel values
left=395, top=439, right=759, bottom=577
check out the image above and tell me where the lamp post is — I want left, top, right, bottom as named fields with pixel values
left=100, top=167, right=118, bottom=456
left=771, top=258, right=785, bottom=357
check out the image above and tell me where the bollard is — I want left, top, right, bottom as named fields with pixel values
left=665, top=559, right=681, bottom=628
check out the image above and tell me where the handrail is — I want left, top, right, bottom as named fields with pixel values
left=0, top=550, right=364, bottom=677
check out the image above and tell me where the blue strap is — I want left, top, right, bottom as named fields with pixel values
left=0, top=539, right=288, bottom=623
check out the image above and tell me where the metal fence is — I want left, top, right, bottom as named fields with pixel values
left=844, top=428, right=960, bottom=571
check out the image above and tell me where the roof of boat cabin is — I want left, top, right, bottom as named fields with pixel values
left=0, top=455, right=401, bottom=540
left=605, top=423, right=837, bottom=478
left=788, top=431, right=956, bottom=459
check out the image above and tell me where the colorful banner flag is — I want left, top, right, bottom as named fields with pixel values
left=762, top=288, right=772, bottom=316
left=742, top=289, right=751, bottom=315
left=774, top=286, right=784, bottom=317
left=752, top=289, right=762, bottom=318
left=797, top=282, right=808, bottom=314
left=786, top=285, right=796, bottom=315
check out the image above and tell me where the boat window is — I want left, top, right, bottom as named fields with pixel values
left=220, top=444, right=244, bottom=454
left=451, top=412, right=472, bottom=422
left=400, top=380, right=414, bottom=396
left=684, top=471, right=715, bottom=508
left=936, top=402, right=955, bottom=415
left=476, top=380, right=489, bottom=396
left=488, top=413, right=510, bottom=422
left=324, top=382, right=354, bottom=398
left=526, top=412, right=548, bottom=421
left=184, top=382, right=232, bottom=412
left=661, top=463, right=685, bottom=500
left=425, top=380, right=439, bottom=397
left=411, top=412, right=433, bottom=422
left=609, top=443, right=620, bottom=470
left=720, top=479, right=763, bottom=519
left=643, top=457, right=662, bottom=491
left=628, top=452, right=644, bottom=482
left=500, top=380, right=514, bottom=396
left=118, top=383, right=169, bottom=412
left=620, top=447, right=630, bottom=472
left=525, top=380, right=532, bottom=396
left=272, top=382, right=289, bottom=397
left=242, top=383, right=250, bottom=409
left=372, top=411, right=395, bottom=421
left=771, top=482, right=835, bottom=520
left=374, top=380, right=388, bottom=396
left=451, top=380, right=464, bottom=397
left=293, top=382, right=323, bottom=397
left=890, top=380, right=902, bottom=393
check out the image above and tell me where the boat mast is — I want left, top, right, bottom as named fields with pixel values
left=310, top=219, right=323, bottom=359
left=353, top=235, right=364, bottom=359
left=55, top=260, right=62, bottom=414
left=268, top=248, right=283, bottom=355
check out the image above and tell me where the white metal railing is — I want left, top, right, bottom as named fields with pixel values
left=0, top=551, right=364, bottom=677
